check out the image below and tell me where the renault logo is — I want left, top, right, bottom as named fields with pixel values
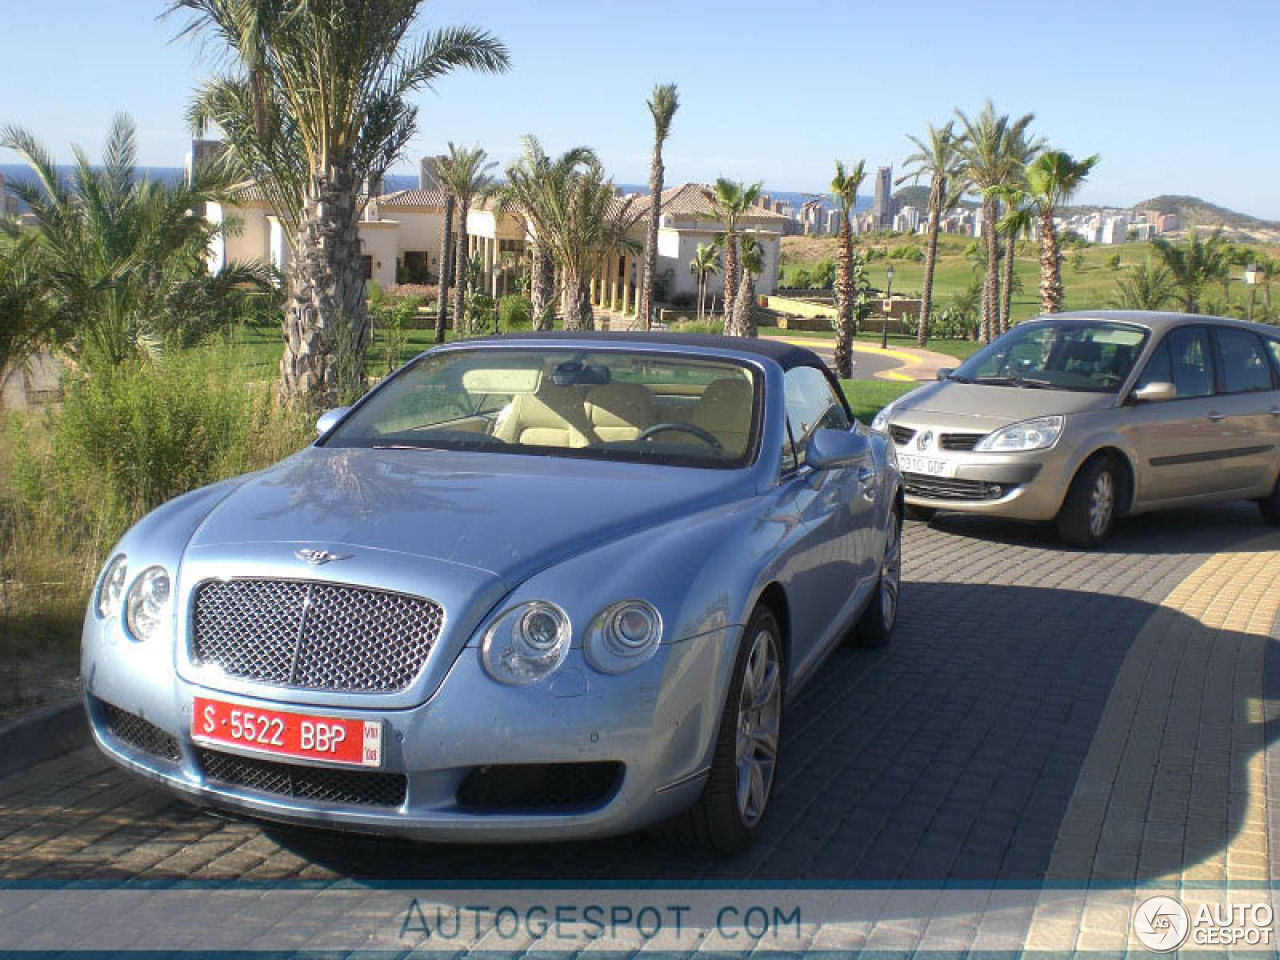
left=295, top=549, right=353, bottom=566
left=916, top=430, right=933, bottom=451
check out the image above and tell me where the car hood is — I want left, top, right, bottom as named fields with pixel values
left=187, top=446, right=750, bottom=588
left=894, top=380, right=1116, bottom=429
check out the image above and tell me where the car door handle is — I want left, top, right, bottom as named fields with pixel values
left=1207, top=411, right=1226, bottom=422
left=1270, top=407, right=1280, bottom=417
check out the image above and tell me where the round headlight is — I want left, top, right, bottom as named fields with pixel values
left=585, top=600, right=663, bottom=674
left=481, top=601, right=571, bottom=685
left=95, top=554, right=128, bottom=619
left=125, top=566, right=172, bottom=641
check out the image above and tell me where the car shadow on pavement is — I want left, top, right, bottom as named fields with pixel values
left=924, top=500, right=1274, bottom=557
left=255, top=580, right=1276, bottom=885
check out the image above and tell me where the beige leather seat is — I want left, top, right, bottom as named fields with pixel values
left=492, top=386, right=594, bottom=448
left=584, top=383, right=657, bottom=443
left=690, top=378, right=753, bottom=455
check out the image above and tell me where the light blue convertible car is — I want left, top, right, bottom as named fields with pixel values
left=83, top=333, right=903, bottom=853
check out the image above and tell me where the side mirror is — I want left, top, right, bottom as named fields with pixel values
left=807, top=428, right=871, bottom=470
left=936, top=367, right=954, bottom=381
left=1132, top=382, right=1175, bottom=404
left=315, top=406, right=351, bottom=436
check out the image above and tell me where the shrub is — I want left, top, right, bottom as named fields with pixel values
left=498, top=294, right=533, bottom=332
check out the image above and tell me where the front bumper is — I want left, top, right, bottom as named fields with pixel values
left=82, top=623, right=737, bottom=843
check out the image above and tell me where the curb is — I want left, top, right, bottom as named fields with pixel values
left=0, top=697, right=88, bottom=778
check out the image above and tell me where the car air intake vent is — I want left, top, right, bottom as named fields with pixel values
left=100, top=700, right=181, bottom=763
left=904, top=473, right=1010, bottom=501
left=192, top=579, right=444, bottom=693
left=939, top=432, right=985, bottom=452
left=198, top=748, right=407, bottom=808
left=456, top=763, right=624, bottom=811
left=888, top=425, right=916, bottom=446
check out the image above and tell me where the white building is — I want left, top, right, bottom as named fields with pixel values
left=1101, top=215, right=1129, bottom=245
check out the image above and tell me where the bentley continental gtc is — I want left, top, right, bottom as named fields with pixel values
left=83, top=333, right=903, bottom=853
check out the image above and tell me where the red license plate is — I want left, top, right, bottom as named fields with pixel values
left=192, top=696, right=383, bottom=768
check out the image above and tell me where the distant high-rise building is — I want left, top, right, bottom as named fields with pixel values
left=872, top=166, right=894, bottom=229
left=420, top=155, right=446, bottom=191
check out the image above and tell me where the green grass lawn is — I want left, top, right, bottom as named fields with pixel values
left=840, top=379, right=918, bottom=424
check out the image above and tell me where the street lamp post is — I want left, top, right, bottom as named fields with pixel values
left=881, top=265, right=895, bottom=349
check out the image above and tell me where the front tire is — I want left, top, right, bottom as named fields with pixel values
left=661, top=606, right=783, bottom=855
left=851, top=506, right=902, bottom=647
left=1057, top=455, right=1118, bottom=547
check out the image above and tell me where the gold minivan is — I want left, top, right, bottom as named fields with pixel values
left=872, top=311, right=1280, bottom=546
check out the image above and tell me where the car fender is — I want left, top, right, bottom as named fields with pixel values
left=1050, top=426, right=1142, bottom=514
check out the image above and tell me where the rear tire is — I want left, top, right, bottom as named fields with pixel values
left=657, top=606, right=782, bottom=855
left=851, top=506, right=902, bottom=647
left=1259, top=474, right=1280, bottom=526
left=1057, top=455, right=1118, bottom=547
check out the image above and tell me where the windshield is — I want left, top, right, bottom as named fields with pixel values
left=949, top=320, right=1149, bottom=393
left=323, top=347, right=760, bottom=469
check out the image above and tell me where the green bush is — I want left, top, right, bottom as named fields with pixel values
left=498, top=294, right=533, bottom=332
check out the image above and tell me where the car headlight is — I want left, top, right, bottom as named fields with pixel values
left=870, top=403, right=896, bottom=433
left=481, top=601, right=572, bottom=685
left=585, top=600, right=663, bottom=674
left=95, top=554, right=128, bottom=619
left=975, top=415, right=1064, bottom=453
left=125, top=566, right=172, bottom=641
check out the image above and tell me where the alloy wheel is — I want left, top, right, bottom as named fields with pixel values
left=734, top=627, right=781, bottom=828
left=1089, top=470, right=1115, bottom=538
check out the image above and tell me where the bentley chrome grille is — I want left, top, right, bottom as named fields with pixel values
left=191, top=579, right=444, bottom=693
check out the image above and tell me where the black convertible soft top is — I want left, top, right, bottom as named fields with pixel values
left=464, top=330, right=829, bottom=373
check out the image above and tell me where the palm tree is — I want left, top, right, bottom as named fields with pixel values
left=637, top=83, right=679, bottom=331
left=0, top=219, right=50, bottom=375
left=500, top=136, right=598, bottom=329
left=1, top=114, right=270, bottom=367
left=954, top=101, right=1036, bottom=341
left=701, top=178, right=762, bottom=330
left=992, top=127, right=1040, bottom=333
left=994, top=185, right=1034, bottom=332
left=430, top=156, right=454, bottom=344
left=172, top=0, right=509, bottom=403
left=1110, top=259, right=1176, bottom=310
left=729, top=234, right=766, bottom=338
left=688, top=243, right=721, bottom=323
left=435, top=144, right=497, bottom=335
left=830, top=159, right=867, bottom=378
left=898, top=122, right=963, bottom=347
left=1025, top=150, right=1099, bottom=314
left=1151, top=228, right=1229, bottom=314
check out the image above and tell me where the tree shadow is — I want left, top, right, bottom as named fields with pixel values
left=257, top=581, right=1277, bottom=884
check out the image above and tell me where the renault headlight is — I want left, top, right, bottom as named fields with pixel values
left=870, top=403, right=896, bottom=433
left=585, top=600, right=663, bottom=674
left=481, top=601, right=572, bottom=685
left=125, top=566, right=172, bottom=641
left=95, top=554, right=128, bottom=619
left=975, top=415, right=1064, bottom=453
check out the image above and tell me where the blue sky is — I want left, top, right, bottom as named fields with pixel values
left=4, top=1, right=1279, bottom=217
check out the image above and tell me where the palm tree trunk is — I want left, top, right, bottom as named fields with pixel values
left=638, top=158, right=664, bottom=330
left=434, top=195, right=454, bottom=343
left=281, top=175, right=366, bottom=405
left=918, top=183, right=942, bottom=348
left=453, top=198, right=471, bottom=335
left=833, top=213, right=855, bottom=378
left=732, top=269, right=757, bottom=338
left=981, top=195, right=999, bottom=341
left=1000, top=229, right=1016, bottom=334
left=1039, top=211, right=1063, bottom=313
left=561, top=272, right=593, bottom=331
left=721, top=237, right=739, bottom=332
left=529, top=237, right=555, bottom=330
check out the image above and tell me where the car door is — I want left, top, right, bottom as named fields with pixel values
left=1208, top=326, right=1280, bottom=494
left=1123, top=325, right=1227, bottom=503
left=773, top=366, right=873, bottom=678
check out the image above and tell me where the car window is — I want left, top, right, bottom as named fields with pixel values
left=1135, top=338, right=1173, bottom=391
left=784, top=367, right=851, bottom=467
left=949, top=320, right=1147, bottom=392
left=1167, top=327, right=1213, bottom=399
left=1215, top=328, right=1276, bottom=394
left=1267, top=338, right=1280, bottom=379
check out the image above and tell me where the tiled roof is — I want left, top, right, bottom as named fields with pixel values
left=629, top=183, right=787, bottom=221
left=378, top=187, right=446, bottom=208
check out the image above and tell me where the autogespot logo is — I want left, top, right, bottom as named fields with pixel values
left=1133, top=896, right=1190, bottom=952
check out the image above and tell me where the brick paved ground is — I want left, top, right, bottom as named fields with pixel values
left=1, top=502, right=1276, bottom=891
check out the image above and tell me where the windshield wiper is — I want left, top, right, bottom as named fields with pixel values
left=971, top=375, right=1053, bottom=389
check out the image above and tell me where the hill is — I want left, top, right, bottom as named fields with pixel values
left=1131, top=194, right=1278, bottom=231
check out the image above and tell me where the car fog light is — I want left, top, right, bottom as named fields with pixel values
left=125, top=566, right=172, bottom=641
left=95, top=554, right=128, bottom=619
left=482, top=601, right=572, bottom=685
left=586, top=600, right=663, bottom=674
